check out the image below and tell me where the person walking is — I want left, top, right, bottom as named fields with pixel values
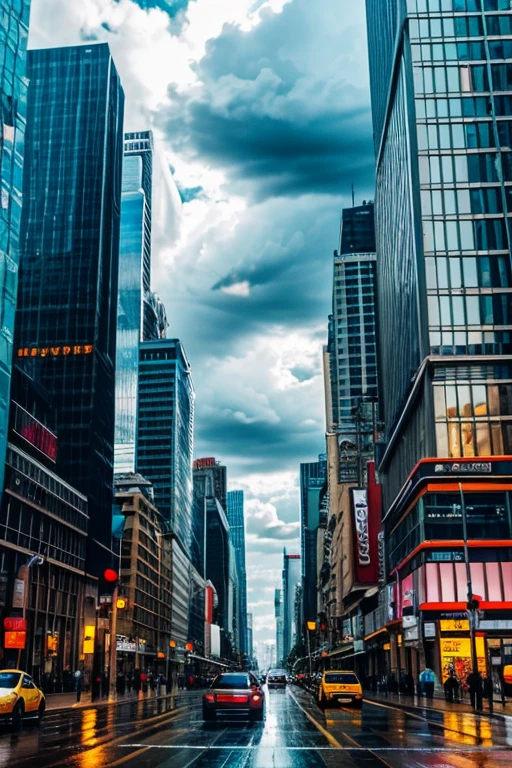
left=74, top=667, right=83, bottom=703
left=420, top=667, right=436, bottom=700
left=483, top=675, right=494, bottom=714
left=467, top=670, right=483, bottom=711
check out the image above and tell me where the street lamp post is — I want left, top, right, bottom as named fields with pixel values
left=306, top=621, right=316, bottom=680
left=458, top=483, right=479, bottom=675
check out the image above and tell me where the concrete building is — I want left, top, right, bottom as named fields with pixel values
left=282, top=551, right=301, bottom=661
left=226, top=490, right=248, bottom=656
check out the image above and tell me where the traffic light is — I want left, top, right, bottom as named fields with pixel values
left=116, top=597, right=127, bottom=610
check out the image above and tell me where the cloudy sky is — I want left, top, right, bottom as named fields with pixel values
left=29, top=0, right=375, bottom=652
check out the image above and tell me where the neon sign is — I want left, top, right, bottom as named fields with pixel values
left=17, top=345, right=93, bottom=358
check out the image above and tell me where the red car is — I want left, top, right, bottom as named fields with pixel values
left=202, top=672, right=265, bottom=721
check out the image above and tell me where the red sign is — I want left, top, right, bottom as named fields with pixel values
left=353, top=461, right=382, bottom=584
left=4, top=617, right=27, bottom=632
left=285, top=554, right=300, bottom=560
left=193, top=457, right=216, bottom=470
left=5, top=631, right=26, bottom=649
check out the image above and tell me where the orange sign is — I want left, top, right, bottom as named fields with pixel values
left=17, top=345, right=93, bottom=358
left=5, top=631, right=26, bottom=649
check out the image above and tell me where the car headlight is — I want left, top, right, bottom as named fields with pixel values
left=0, top=694, right=17, bottom=711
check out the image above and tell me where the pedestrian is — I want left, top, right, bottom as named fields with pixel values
left=74, top=667, right=83, bottom=703
left=133, top=668, right=141, bottom=693
left=141, top=671, right=148, bottom=693
left=419, top=667, right=435, bottom=699
left=157, top=672, right=163, bottom=696
left=467, top=670, right=483, bottom=711
left=483, top=675, right=494, bottom=714
left=444, top=671, right=456, bottom=703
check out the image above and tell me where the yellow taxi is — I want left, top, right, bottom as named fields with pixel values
left=318, top=670, right=363, bottom=709
left=0, top=670, right=45, bottom=728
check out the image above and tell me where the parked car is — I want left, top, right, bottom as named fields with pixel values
left=317, top=670, right=363, bottom=709
left=202, top=672, right=265, bottom=721
left=0, top=671, right=46, bottom=729
left=266, top=669, right=287, bottom=688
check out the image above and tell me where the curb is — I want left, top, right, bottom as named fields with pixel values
left=365, top=695, right=512, bottom=722
left=46, top=690, right=186, bottom=714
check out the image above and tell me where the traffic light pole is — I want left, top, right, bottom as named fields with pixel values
left=109, top=585, right=119, bottom=700
left=459, top=483, right=478, bottom=675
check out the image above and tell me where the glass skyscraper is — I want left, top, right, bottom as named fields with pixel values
left=299, top=456, right=327, bottom=625
left=226, top=490, right=248, bottom=655
left=136, top=339, right=194, bottom=549
left=366, top=0, right=512, bottom=507
left=16, top=44, right=124, bottom=563
left=0, top=0, right=31, bottom=496
left=114, top=131, right=169, bottom=474
left=326, top=202, right=378, bottom=482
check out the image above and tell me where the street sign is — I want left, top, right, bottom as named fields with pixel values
left=99, top=594, right=112, bottom=605
left=4, top=617, right=27, bottom=631
left=5, top=631, right=26, bottom=649
left=12, top=579, right=25, bottom=609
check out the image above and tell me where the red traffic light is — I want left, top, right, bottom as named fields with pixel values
left=185, top=642, right=193, bottom=652
left=103, top=568, right=118, bottom=583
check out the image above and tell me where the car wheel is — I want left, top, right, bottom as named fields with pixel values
left=202, top=707, right=215, bottom=721
left=37, top=701, right=46, bottom=725
left=12, top=701, right=24, bottom=731
left=319, top=694, right=326, bottom=710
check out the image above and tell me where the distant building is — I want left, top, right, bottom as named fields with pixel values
left=16, top=43, right=124, bottom=570
left=227, top=490, right=248, bottom=655
left=0, top=0, right=32, bottom=496
left=274, top=589, right=284, bottom=664
left=282, top=551, right=301, bottom=660
left=247, top=612, right=253, bottom=658
left=136, top=339, right=194, bottom=545
left=325, top=202, right=378, bottom=483
left=114, top=474, right=172, bottom=669
left=115, top=131, right=174, bottom=474
left=193, top=458, right=227, bottom=512
left=300, top=456, right=327, bottom=627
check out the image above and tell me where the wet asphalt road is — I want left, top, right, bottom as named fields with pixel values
left=1, top=687, right=512, bottom=768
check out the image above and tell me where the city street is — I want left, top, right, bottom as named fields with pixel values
left=1, top=687, right=512, bottom=768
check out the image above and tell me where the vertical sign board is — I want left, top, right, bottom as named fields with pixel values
left=352, top=489, right=370, bottom=567
left=12, top=578, right=25, bottom=609
left=351, top=462, right=382, bottom=584
left=5, top=631, right=26, bottom=649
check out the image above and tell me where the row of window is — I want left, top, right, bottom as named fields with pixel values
left=428, top=291, right=512, bottom=326
left=410, top=12, right=512, bottom=39
left=423, top=217, right=508, bottom=253
left=408, top=0, right=512, bottom=13
left=414, top=63, right=512, bottom=95
left=420, top=151, right=512, bottom=186
left=426, top=254, right=510, bottom=289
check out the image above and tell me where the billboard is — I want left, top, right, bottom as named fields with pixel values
left=211, top=624, right=221, bottom=657
left=193, top=457, right=216, bottom=470
left=351, top=462, right=381, bottom=584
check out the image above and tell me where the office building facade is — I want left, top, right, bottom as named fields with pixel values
left=136, top=339, right=194, bottom=548
left=115, top=131, right=170, bottom=474
left=282, top=551, right=301, bottom=660
left=274, top=588, right=284, bottom=665
left=226, top=490, right=248, bottom=655
left=326, top=202, right=378, bottom=482
left=16, top=44, right=124, bottom=565
left=0, top=0, right=32, bottom=496
left=365, top=0, right=512, bottom=683
left=300, top=456, right=327, bottom=626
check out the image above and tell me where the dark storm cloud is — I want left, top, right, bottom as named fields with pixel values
left=161, top=0, right=375, bottom=201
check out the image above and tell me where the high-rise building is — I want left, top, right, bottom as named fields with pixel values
left=136, top=339, right=194, bottom=548
left=193, top=458, right=227, bottom=512
left=0, top=0, right=32, bottom=496
left=274, top=589, right=284, bottom=664
left=226, top=490, right=248, bottom=655
left=115, top=131, right=172, bottom=474
left=365, top=1, right=512, bottom=682
left=16, top=43, right=124, bottom=566
left=325, top=202, right=378, bottom=482
left=246, top=612, right=253, bottom=659
left=300, top=456, right=327, bottom=626
left=282, top=551, right=301, bottom=660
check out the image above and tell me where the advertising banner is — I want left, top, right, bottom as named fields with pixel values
left=440, top=635, right=486, bottom=685
left=351, top=462, right=382, bottom=584
left=210, top=624, right=221, bottom=657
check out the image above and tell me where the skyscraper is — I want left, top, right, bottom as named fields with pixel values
left=365, top=1, right=512, bottom=680
left=300, top=456, right=327, bottom=625
left=325, top=202, right=378, bottom=482
left=227, top=490, right=248, bottom=655
left=136, top=339, right=194, bottom=547
left=115, top=131, right=173, bottom=474
left=0, top=0, right=32, bottom=495
left=274, top=588, right=284, bottom=664
left=282, top=551, right=301, bottom=660
left=16, top=43, right=124, bottom=564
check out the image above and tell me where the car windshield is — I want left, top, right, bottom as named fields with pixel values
left=213, top=674, right=250, bottom=690
left=268, top=670, right=286, bottom=677
left=0, top=672, right=21, bottom=689
left=325, top=673, right=359, bottom=684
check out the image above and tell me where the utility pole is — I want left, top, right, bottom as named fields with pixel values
left=459, top=483, right=479, bottom=675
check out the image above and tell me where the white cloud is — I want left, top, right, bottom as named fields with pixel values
left=221, top=280, right=250, bottom=297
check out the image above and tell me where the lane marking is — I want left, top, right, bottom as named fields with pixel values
left=105, top=746, right=152, bottom=767
left=286, top=688, right=343, bottom=750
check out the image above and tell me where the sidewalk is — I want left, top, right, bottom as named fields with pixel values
left=45, top=686, right=179, bottom=711
left=366, top=690, right=512, bottom=720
